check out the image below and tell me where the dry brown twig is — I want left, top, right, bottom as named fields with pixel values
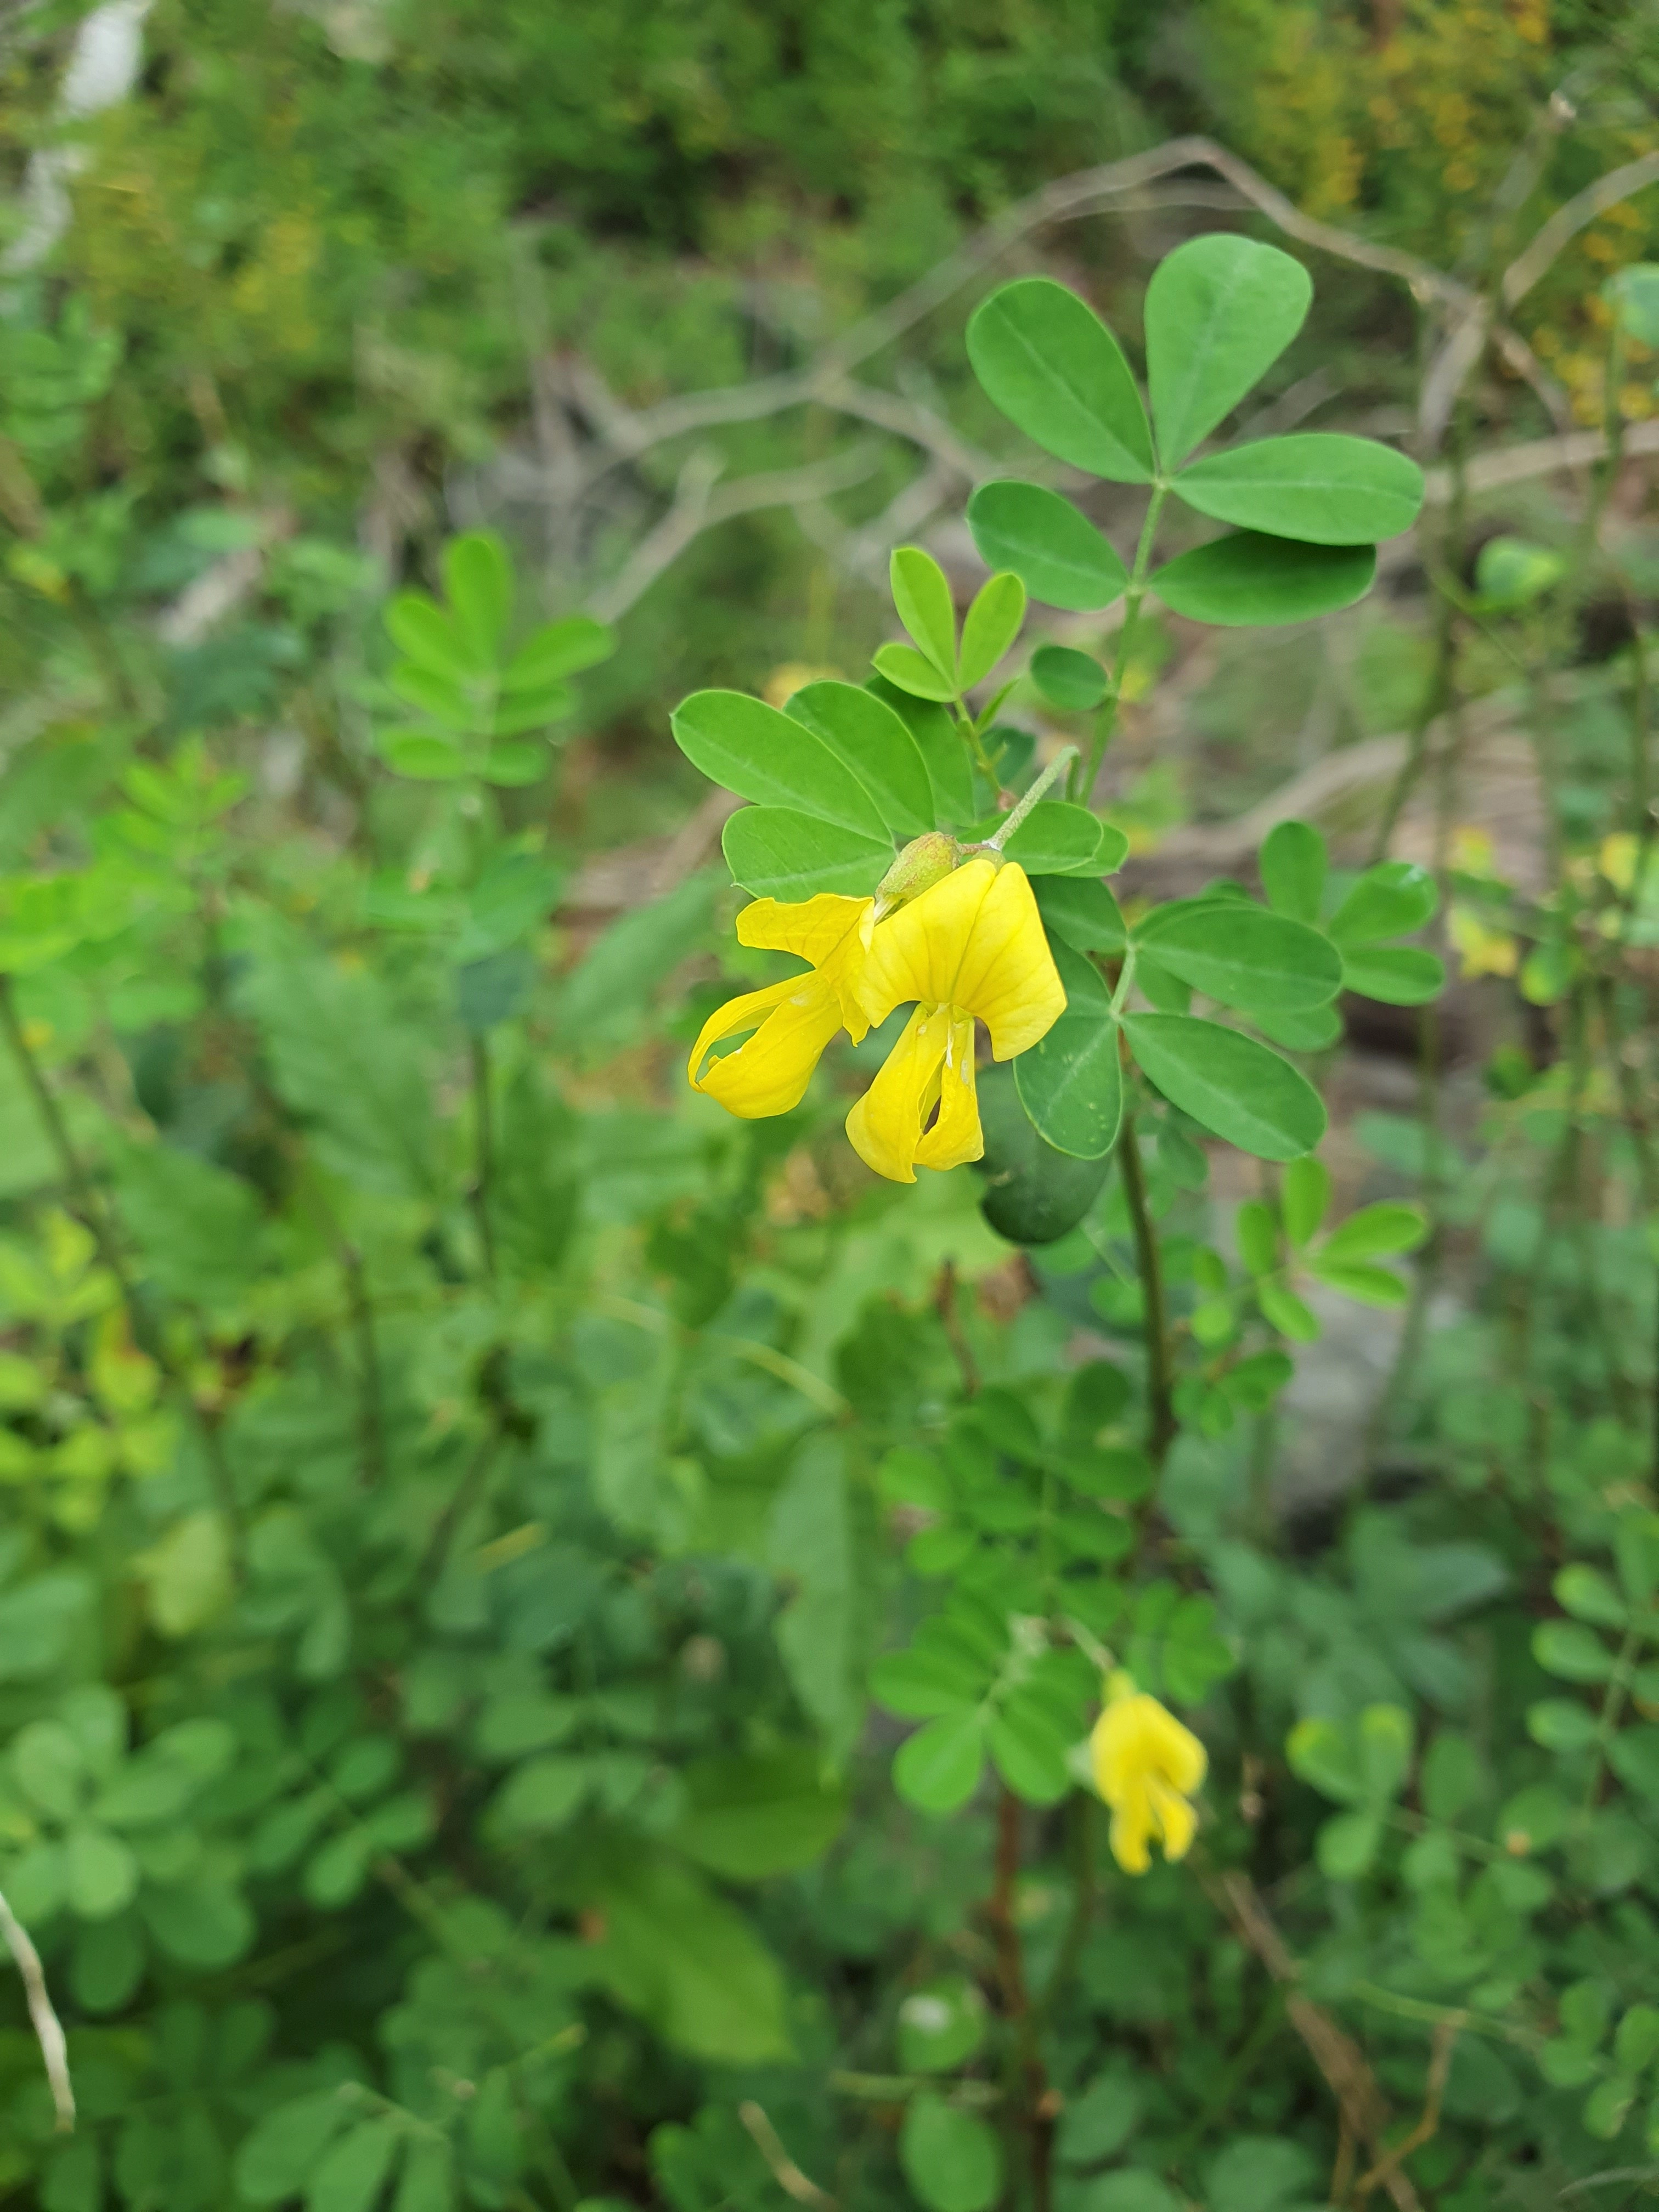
left=1352, top=2016, right=1461, bottom=2204
left=736, top=2101, right=836, bottom=2210
left=0, top=1884, right=74, bottom=2132
left=1209, top=1870, right=1422, bottom=2212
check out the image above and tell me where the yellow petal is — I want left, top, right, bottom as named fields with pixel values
left=914, top=1010, right=983, bottom=1172
left=845, top=1003, right=949, bottom=1184
left=857, top=857, right=1064, bottom=1059
left=1142, top=1698, right=1208, bottom=1795
left=689, top=971, right=844, bottom=1119
left=1090, top=1692, right=1207, bottom=1808
left=738, top=893, right=874, bottom=1041
left=1109, top=1791, right=1153, bottom=1875
left=1148, top=1777, right=1197, bottom=1863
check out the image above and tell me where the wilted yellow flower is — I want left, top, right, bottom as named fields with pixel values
left=848, top=856, right=1065, bottom=1184
left=1090, top=1671, right=1207, bottom=1876
left=689, top=894, right=874, bottom=1119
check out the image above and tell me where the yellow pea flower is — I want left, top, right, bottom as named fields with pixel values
left=848, top=855, right=1065, bottom=1184
left=688, top=893, right=874, bottom=1119
left=1089, top=1671, right=1207, bottom=1877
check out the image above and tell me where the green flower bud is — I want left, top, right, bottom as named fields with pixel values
left=875, top=832, right=962, bottom=912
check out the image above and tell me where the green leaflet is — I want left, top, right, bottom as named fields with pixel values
left=672, top=689, right=890, bottom=837
left=967, top=276, right=1154, bottom=482
left=1122, top=1012, right=1325, bottom=1160
left=1136, top=900, right=1343, bottom=1010
left=1014, top=939, right=1122, bottom=1160
left=967, top=481, right=1129, bottom=611
left=1175, top=434, right=1426, bottom=545
left=1151, top=533, right=1375, bottom=626
left=786, top=678, right=936, bottom=838
left=1143, top=234, right=1312, bottom=466
left=721, top=806, right=893, bottom=899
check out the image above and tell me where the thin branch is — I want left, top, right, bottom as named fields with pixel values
left=0, top=1885, right=73, bottom=2131
left=585, top=443, right=881, bottom=623
left=1502, top=148, right=1659, bottom=309
left=1209, top=1870, right=1423, bottom=2212
left=1353, top=2017, right=1460, bottom=2203
left=736, top=2103, right=837, bottom=2211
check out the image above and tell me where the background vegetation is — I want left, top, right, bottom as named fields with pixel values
left=0, top=2, right=1657, bottom=2208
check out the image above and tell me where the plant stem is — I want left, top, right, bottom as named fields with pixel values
left=1116, top=1113, right=1175, bottom=1464
left=341, top=1244, right=388, bottom=1487
left=984, top=746, right=1077, bottom=851
left=987, top=1787, right=1053, bottom=2212
left=1074, top=486, right=1168, bottom=804
left=470, top=1031, right=498, bottom=1280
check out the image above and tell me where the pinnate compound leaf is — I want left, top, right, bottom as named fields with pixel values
left=1124, top=1013, right=1325, bottom=1160
left=1014, top=940, right=1121, bottom=1160
left=1136, top=901, right=1342, bottom=1010
left=786, top=680, right=934, bottom=838
left=900, top=2095, right=1004, bottom=2212
left=958, top=572, right=1026, bottom=689
left=1175, top=435, right=1425, bottom=545
left=967, top=277, right=1153, bottom=482
left=1151, top=533, right=1375, bottom=625
left=1340, top=946, right=1444, bottom=1005
left=967, top=482, right=1128, bottom=611
left=871, top=641, right=958, bottom=701
left=672, top=690, right=888, bottom=837
left=890, top=546, right=958, bottom=678
left=1260, top=818, right=1329, bottom=921
left=1144, top=235, right=1312, bottom=467
left=893, top=1709, right=987, bottom=1814
left=721, top=808, right=892, bottom=900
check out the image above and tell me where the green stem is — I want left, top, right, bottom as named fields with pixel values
left=341, top=1244, right=388, bottom=1487
left=984, top=745, right=1077, bottom=851
left=1117, top=1112, right=1175, bottom=1464
left=470, top=1032, right=498, bottom=1281
left=1073, top=486, right=1169, bottom=805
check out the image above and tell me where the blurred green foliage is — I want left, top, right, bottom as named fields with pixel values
left=0, top=4, right=1654, bottom=2209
